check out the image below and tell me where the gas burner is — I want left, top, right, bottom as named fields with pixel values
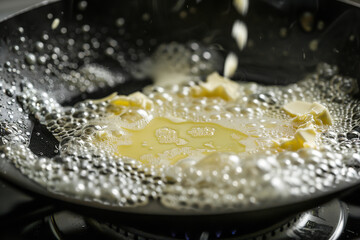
left=44, top=200, right=347, bottom=240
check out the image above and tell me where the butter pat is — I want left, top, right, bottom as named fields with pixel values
left=280, top=126, right=317, bottom=150
left=283, top=101, right=332, bottom=125
left=110, top=92, right=154, bottom=112
left=279, top=101, right=333, bottom=151
left=191, top=72, right=240, bottom=101
left=310, top=102, right=333, bottom=125
left=283, top=101, right=312, bottom=116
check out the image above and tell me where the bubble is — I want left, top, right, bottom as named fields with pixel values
left=25, top=53, right=36, bottom=65
left=37, top=56, right=46, bottom=65
left=115, top=18, right=125, bottom=27
left=82, top=25, right=90, bottom=32
left=78, top=1, right=88, bottom=11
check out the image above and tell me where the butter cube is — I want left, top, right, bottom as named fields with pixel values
left=309, top=102, right=333, bottom=125
left=283, top=101, right=312, bottom=116
left=280, top=126, right=317, bottom=150
left=110, top=92, right=154, bottom=110
left=295, top=127, right=317, bottom=148
left=191, top=72, right=240, bottom=101
left=283, top=101, right=332, bottom=125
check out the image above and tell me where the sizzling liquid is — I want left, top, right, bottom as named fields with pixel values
left=87, top=71, right=304, bottom=167
left=94, top=117, right=249, bottom=165
left=7, top=39, right=360, bottom=210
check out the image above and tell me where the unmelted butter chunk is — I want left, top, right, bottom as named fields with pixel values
left=279, top=126, right=317, bottom=150
left=95, top=117, right=248, bottom=165
left=108, top=92, right=154, bottom=114
left=191, top=72, right=240, bottom=101
left=279, top=101, right=333, bottom=151
left=310, top=102, right=333, bottom=125
left=283, top=101, right=333, bottom=125
left=283, top=101, right=312, bottom=116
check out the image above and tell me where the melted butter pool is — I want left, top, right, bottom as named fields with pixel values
left=94, top=117, right=249, bottom=165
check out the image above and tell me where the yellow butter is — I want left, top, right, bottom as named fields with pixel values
left=109, top=92, right=154, bottom=114
left=283, top=101, right=313, bottom=116
left=280, top=101, right=333, bottom=151
left=191, top=72, right=240, bottom=101
left=309, top=102, right=333, bottom=125
left=283, top=101, right=332, bottom=125
left=280, top=126, right=317, bottom=150
left=94, top=117, right=249, bottom=165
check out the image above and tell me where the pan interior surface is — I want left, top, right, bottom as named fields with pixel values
left=0, top=0, right=360, bottom=219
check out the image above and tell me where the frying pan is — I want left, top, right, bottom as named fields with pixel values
left=0, top=0, right=360, bottom=233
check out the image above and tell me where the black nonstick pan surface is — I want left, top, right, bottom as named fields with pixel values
left=0, top=0, right=360, bottom=232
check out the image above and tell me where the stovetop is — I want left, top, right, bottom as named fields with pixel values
left=1, top=179, right=360, bottom=240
